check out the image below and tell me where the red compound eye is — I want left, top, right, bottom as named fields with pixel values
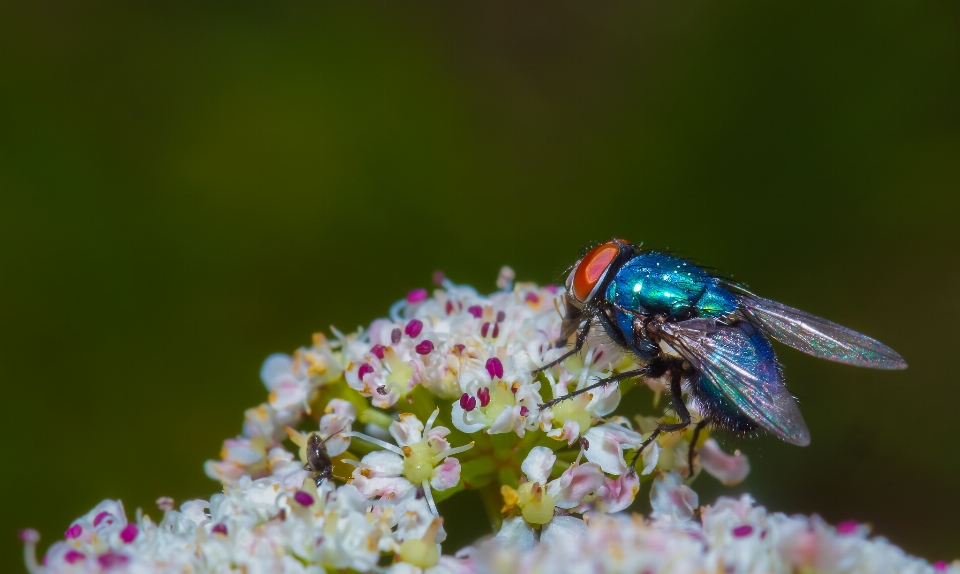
left=572, top=241, right=620, bottom=302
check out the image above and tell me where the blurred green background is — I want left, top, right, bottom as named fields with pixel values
left=2, top=1, right=959, bottom=568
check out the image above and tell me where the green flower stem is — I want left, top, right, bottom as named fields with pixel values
left=479, top=482, right=505, bottom=532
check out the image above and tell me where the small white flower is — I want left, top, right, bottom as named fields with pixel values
left=537, top=350, right=625, bottom=445
left=318, top=398, right=356, bottom=456
left=312, top=487, right=381, bottom=572
left=650, top=472, right=699, bottom=524
left=451, top=372, right=542, bottom=437
left=591, top=472, right=641, bottom=513
left=204, top=436, right=270, bottom=484
left=261, top=352, right=313, bottom=412
left=505, top=447, right=607, bottom=532
left=268, top=446, right=313, bottom=489
left=351, top=410, right=473, bottom=516
left=582, top=419, right=659, bottom=476
left=241, top=402, right=291, bottom=443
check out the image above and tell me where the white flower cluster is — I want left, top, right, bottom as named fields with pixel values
left=24, top=477, right=461, bottom=574
left=21, top=270, right=956, bottom=573
left=472, top=474, right=957, bottom=574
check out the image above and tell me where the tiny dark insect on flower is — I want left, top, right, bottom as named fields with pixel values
left=303, top=427, right=349, bottom=487
left=536, top=239, right=907, bottom=475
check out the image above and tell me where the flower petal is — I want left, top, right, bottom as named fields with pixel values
left=494, top=516, right=536, bottom=551
left=547, top=462, right=605, bottom=509
left=430, top=458, right=462, bottom=491
left=351, top=474, right=416, bottom=501
left=391, top=413, right=425, bottom=447
left=269, top=376, right=310, bottom=410
left=651, top=472, right=699, bottom=522
left=520, top=446, right=556, bottom=485
left=594, top=472, right=640, bottom=513
left=450, top=401, right=488, bottom=434
left=641, top=441, right=660, bottom=476
left=540, top=516, right=588, bottom=548
left=582, top=422, right=643, bottom=475
left=585, top=383, right=620, bottom=417
left=320, top=399, right=357, bottom=456
left=699, top=439, right=750, bottom=486
left=260, top=353, right=293, bottom=387
left=425, top=426, right=452, bottom=454
left=358, top=450, right=404, bottom=476
left=487, top=404, right=519, bottom=435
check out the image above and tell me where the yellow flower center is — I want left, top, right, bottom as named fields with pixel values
left=399, top=539, right=439, bottom=568
left=481, top=381, right=516, bottom=421
left=398, top=518, right=442, bottom=568
left=517, top=481, right=555, bottom=525
left=551, top=394, right=593, bottom=432
left=402, top=442, right=435, bottom=484
left=383, top=348, right=414, bottom=397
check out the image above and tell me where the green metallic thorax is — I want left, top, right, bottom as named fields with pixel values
left=605, top=253, right=738, bottom=349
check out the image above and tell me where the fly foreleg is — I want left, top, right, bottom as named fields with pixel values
left=538, top=367, right=650, bottom=410
left=532, top=314, right=593, bottom=374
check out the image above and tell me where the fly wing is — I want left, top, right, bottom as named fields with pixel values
left=660, top=319, right=810, bottom=446
left=738, top=294, right=906, bottom=369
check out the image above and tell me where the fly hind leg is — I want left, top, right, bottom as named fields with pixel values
left=628, top=370, right=692, bottom=475
left=686, top=417, right=710, bottom=478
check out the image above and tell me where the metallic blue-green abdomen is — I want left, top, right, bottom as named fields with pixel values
left=606, top=252, right=738, bottom=322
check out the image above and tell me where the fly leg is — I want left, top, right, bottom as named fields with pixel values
left=532, top=315, right=593, bottom=374
left=316, top=475, right=351, bottom=487
left=553, top=294, right=584, bottom=348
left=686, top=417, right=710, bottom=479
left=539, top=367, right=650, bottom=410
left=628, top=370, right=691, bottom=475
left=313, top=467, right=352, bottom=487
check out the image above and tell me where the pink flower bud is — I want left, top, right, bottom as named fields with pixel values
left=836, top=521, right=859, bottom=535
left=459, top=393, right=477, bottom=412
left=294, top=491, right=315, bottom=506
left=98, top=552, right=128, bottom=568
left=406, top=289, right=428, bottom=303
left=358, top=363, right=374, bottom=380
left=405, top=319, right=423, bottom=338
left=485, top=357, right=504, bottom=379
left=120, top=524, right=138, bottom=543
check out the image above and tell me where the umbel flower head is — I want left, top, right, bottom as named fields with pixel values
left=21, top=269, right=957, bottom=573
